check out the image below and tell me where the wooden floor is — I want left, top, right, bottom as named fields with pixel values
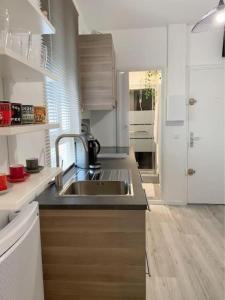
left=143, top=183, right=161, bottom=201
left=146, top=205, right=225, bottom=300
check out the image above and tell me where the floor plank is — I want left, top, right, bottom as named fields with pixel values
left=146, top=205, right=225, bottom=300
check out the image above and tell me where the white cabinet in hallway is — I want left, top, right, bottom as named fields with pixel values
left=129, top=124, right=154, bottom=139
left=130, top=138, right=156, bottom=152
left=129, top=111, right=155, bottom=125
left=129, top=110, right=156, bottom=169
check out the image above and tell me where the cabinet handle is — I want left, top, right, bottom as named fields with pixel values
left=129, top=130, right=149, bottom=134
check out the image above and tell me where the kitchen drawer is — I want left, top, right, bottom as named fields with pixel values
left=129, top=125, right=153, bottom=139
left=130, top=139, right=156, bottom=152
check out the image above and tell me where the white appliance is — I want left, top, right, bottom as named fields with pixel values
left=0, top=202, right=44, bottom=300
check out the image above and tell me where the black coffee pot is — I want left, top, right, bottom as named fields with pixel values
left=88, top=138, right=101, bottom=166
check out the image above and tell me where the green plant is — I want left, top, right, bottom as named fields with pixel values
left=144, top=71, right=161, bottom=109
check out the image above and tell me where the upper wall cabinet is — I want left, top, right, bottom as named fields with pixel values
left=79, top=34, right=116, bottom=111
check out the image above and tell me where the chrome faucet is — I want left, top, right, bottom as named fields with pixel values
left=55, top=133, right=88, bottom=191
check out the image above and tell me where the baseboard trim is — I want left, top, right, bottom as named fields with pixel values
left=164, top=201, right=187, bottom=206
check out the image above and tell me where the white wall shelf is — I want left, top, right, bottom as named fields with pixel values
left=0, top=0, right=55, bottom=35
left=0, top=48, right=57, bottom=82
left=0, top=167, right=61, bottom=211
left=0, top=123, right=59, bottom=136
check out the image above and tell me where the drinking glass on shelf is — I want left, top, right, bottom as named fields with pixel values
left=28, top=45, right=41, bottom=66
left=7, top=29, right=32, bottom=60
left=0, top=8, right=10, bottom=48
left=40, top=44, right=48, bottom=69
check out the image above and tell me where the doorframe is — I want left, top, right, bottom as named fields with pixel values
left=116, top=67, right=167, bottom=203
left=186, top=66, right=191, bottom=205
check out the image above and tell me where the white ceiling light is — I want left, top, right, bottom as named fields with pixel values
left=192, top=0, right=225, bottom=33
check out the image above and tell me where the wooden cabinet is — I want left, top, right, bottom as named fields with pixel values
left=40, top=209, right=146, bottom=300
left=79, top=34, right=116, bottom=111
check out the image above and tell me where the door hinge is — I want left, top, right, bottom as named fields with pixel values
left=187, top=168, right=196, bottom=176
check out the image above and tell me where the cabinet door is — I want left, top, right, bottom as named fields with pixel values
left=79, top=34, right=116, bottom=110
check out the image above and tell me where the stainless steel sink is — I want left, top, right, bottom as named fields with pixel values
left=58, top=169, right=133, bottom=197
left=59, top=180, right=132, bottom=197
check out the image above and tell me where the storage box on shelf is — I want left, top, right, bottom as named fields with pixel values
left=0, top=0, right=55, bottom=35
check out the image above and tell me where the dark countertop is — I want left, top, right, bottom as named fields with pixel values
left=35, top=148, right=147, bottom=210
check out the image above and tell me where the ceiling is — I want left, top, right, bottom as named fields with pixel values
left=76, top=0, right=219, bottom=31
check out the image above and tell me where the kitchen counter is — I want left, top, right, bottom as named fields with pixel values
left=35, top=149, right=147, bottom=210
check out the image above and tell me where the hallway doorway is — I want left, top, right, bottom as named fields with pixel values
left=128, top=71, right=162, bottom=202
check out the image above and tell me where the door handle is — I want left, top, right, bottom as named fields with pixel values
left=190, top=132, right=201, bottom=148
left=129, top=131, right=149, bottom=134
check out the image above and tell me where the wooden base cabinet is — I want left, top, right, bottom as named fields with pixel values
left=40, top=209, right=146, bottom=300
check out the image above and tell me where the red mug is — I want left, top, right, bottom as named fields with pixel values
left=0, top=174, right=8, bottom=191
left=9, top=165, right=25, bottom=179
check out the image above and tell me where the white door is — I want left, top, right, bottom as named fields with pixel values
left=188, top=68, right=225, bottom=204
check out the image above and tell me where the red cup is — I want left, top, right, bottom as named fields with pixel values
left=9, top=165, right=25, bottom=179
left=0, top=174, right=8, bottom=191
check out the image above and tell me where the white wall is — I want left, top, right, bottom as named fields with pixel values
left=188, top=27, right=225, bottom=66
left=90, top=110, right=117, bottom=146
left=162, top=24, right=188, bottom=204
left=72, top=0, right=90, bottom=34
left=110, top=27, right=167, bottom=71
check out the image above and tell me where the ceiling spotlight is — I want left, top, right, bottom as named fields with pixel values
left=192, top=0, right=225, bottom=33
left=216, top=10, right=225, bottom=23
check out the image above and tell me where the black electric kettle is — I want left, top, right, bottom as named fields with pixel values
left=81, top=123, right=101, bottom=167
left=88, top=138, right=101, bottom=166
